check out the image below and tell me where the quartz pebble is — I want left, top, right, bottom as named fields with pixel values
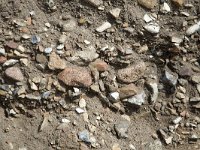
left=144, top=23, right=160, bottom=34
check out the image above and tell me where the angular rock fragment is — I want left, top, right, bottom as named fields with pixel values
left=127, top=91, right=146, bottom=106
left=96, top=22, right=112, bottom=32
left=118, top=84, right=139, bottom=99
left=109, top=8, right=121, bottom=18
left=117, top=61, right=146, bottom=83
left=58, top=65, right=92, bottom=87
left=48, top=52, right=66, bottom=70
left=114, top=120, right=130, bottom=138
left=90, top=59, right=109, bottom=71
left=5, top=67, right=24, bottom=82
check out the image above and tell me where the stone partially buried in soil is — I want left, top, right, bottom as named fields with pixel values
left=90, top=59, right=109, bottom=71
left=117, top=61, right=146, bottom=83
left=5, top=67, right=24, bottom=82
left=118, top=84, right=140, bottom=99
left=58, top=65, right=92, bottom=87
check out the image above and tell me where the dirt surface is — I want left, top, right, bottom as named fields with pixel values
left=0, top=0, right=200, bottom=150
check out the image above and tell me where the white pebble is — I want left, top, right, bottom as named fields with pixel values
left=96, top=22, right=111, bottom=32
left=144, top=22, right=160, bottom=34
left=186, top=21, right=200, bottom=35
left=76, top=108, right=85, bottom=114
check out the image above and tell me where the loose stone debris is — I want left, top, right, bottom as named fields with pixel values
left=0, top=0, right=200, bottom=149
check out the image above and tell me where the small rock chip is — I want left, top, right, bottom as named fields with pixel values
left=171, top=0, right=184, bottom=7
left=117, top=61, right=146, bottom=83
left=96, top=22, right=112, bottom=32
left=3, top=59, right=19, bottom=67
left=78, top=130, right=91, bottom=143
left=58, top=65, right=92, bottom=87
left=144, top=23, right=160, bottom=34
left=138, top=0, right=157, bottom=9
left=90, top=59, right=109, bottom=71
left=48, top=52, right=66, bottom=70
left=172, top=117, right=182, bottom=124
left=114, top=120, right=130, bottom=138
left=127, top=91, right=146, bottom=106
left=109, top=8, right=121, bottom=18
left=5, top=67, right=24, bottom=81
left=191, top=75, right=200, bottom=84
left=109, top=92, right=120, bottom=103
left=119, top=84, right=139, bottom=99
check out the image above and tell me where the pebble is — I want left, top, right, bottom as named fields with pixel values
left=5, top=67, right=24, bottom=81
left=56, top=44, right=64, bottom=50
left=44, top=47, right=53, bottom=54
left=144, top=23, right=160, bottom=34
left=76, top=108, right=85, bottom=114
left=190, top=97, right=200, bottom=102
left=109, top=92, right=120, bottom=103
left=85, top=0, right=103, bottom=7
left=109, top=8, right=121, bottom=18
left=172, top=0, right=184, bottom=7
left=79, top=98, right=86, bottom=108
left=21, top=34, right=31, bottom=40
left=119, top=84, right=139, bottom=99
left=58, top=65, right=92, bottom=87
left=3, top=59, right=19, bottom=67
left=186, top=21, right=200, bottom=36
left=163, top=70, right=178, bottom=86
left=36, top=54, right=47, bottom=64
left=42, top=91, right=51, bottom=99
left=0, top=56, right=7, bottom=64
left=5, top=41, right=18, bottom=49
left=117, top=61, right=146, bottom=83
left=197, top=84, right=200, bottom=94
left=96, top=22, right=112, bottom=32
left=161, top=2, right=171, bottom=13
left=112, top=143, right=121, bottom=150
left=31, top=35, right=41, bottom=44
left=17, top=45, right=26, bottom=53
left=48, top=52, right=66, bottom=70
left=0, top=48, right=6, bottom=55
left=127, top=91, right=146, bottom=106
left=114, top=120, right=130, bottom=138
left=191, top=75, right=200, bottom=83
left=143, top=14, right=155, bottom=23
left=26, top=94, right=41, bottom=100
left=78, top=130, right=91, bottom=143
left=146, top=81, right=158, bottom=103
left=62, top=19, right=77, bottom=32
left=172, top=117, right=182, bottom=124
left=90, top=59, right=109, bottom=71
left=58, top=34, right=67, bottom=44
left=138, top=0, right=157, bottom=9
left=75, top=46, right=99, bottom=62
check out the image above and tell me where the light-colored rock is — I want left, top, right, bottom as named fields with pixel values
left=96, top=22, right=111, bottom=32
left=48, top=52, right=66, bottom=70
left=109, top=8, right=121, bottom=18
left=144, top=22, right=160, bottom=34
left=186, top=21, right=200, bottom=36
left=5, top=67, right=24, bottom=81
left=127, top=91, right=146, bottom=106
left=62, top=19, right=77, bottom=32
left=117, top=61, right=146, bottom=83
